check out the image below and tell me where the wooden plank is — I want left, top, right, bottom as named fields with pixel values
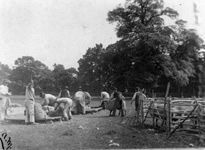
left=171, top=104, right=195, bottom=106
left=171, top=100, right=194, bottom=102
left=171, top=122, right=198, bottom=127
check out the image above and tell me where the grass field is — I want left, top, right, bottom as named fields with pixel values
left=1, top=95, right=204, bottom=149
left=9, top=95, right=103, bottom=105
left=9, top=95, right=136, bottom=117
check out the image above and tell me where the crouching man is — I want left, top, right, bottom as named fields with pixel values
left=54, top=97, right=73, bottom=121
left=39, top=92, right=57, bottom=112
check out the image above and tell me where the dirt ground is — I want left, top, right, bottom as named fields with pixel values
left=0, top=98, right=204, bottom=150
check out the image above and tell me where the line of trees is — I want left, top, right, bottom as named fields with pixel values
left=0, top=0, right=205, bottom=97
left=78, top=0, right=205, bottom=97
left=0, top=56, right=79, bottom=95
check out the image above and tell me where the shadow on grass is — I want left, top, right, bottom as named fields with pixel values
left=2, top=119, right=61, bottom=125
left=86, top=115, right=112, bottom=118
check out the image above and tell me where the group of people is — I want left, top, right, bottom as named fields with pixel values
left=25, top=80, right=92, bottom=125
left=0, top=78, right=147, bottom=125
left=99, top=87, right=146, bottom=119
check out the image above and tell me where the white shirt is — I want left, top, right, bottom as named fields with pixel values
left=84, top=92, right=91, bottom=105
left=75, top=91, right=85, bottom=99
left=131, top=92, right=146, bottom=103
left=42, top=94, right=57, bottom=106
left=0, top=85, right=11, bottom=97
left=25, top=86, right=35, bottom=101
left=101, top=91, right=110, bottom=99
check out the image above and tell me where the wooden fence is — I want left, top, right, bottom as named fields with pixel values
left=141, top=97, right=205, bottom=142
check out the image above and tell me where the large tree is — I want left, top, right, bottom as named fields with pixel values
left=78, top=44, right=106, bottom=93
left=9, top=56, right=54, bottom=94
left=52, top=64, right=79, bottom=93
left=0, top=62, right=11, bottom=82
left=106, top=0, right=203, bottom=93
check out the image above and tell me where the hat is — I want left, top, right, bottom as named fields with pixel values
left=65, top=86, right=69, bottom=89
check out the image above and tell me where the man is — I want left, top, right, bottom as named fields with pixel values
left=39, top=92, right=57, bottom=112
left=0, top=79, right=12, bottom=120
left=100, top=89, right=110, bottom=109
left=54, top=97, right=73, bottom=121
left=110, top=87, right=123, bottom=116
left=84, top=91, right=91, bottom=106
left=74, top=87, right=86, bottom=115
left=58, top=86, right=71, bottom=98
left=25, top=80, right=36, bottom=125
left=131, top=87, right=146, bottom=122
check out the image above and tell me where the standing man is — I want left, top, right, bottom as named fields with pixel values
left=110, top=87, right=123, bottom=116
left=25, top=80, right=36, bottom=125
left=0, top=79, right=12, bottom=120
left=74, top=87, right=86, bottom=115
left=58, top=86, right=71, bottom=98
left=131, top=87, right=146, bottom=122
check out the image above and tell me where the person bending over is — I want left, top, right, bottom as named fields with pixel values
left=40, top=92, right=57, bottom=112
left=54, top=97, right=73, bottom=121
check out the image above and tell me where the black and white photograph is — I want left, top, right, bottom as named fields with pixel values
left=0, top=0, right=205, bottom=149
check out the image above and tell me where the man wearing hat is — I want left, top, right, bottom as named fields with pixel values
left=0, top=79, right=12, bottom=120
left=58, top=86, right=71, bottom=98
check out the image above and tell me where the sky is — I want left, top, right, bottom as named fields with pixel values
left=0, top=0, right=204, bottom=70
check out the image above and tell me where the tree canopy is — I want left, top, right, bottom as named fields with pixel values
left=78, top=0, right=204, bottom=96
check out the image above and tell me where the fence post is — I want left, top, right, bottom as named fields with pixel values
left=141, top=99, right=144, bottom=124
left=162, top=82, right=170, bottom=128
left=166, top=97, right=171, bottom=135
left=152, top=101, right=155, bottom=127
